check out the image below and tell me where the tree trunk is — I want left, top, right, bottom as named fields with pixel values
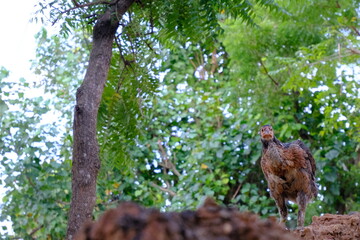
left=66, top=1, right=134, bottom=239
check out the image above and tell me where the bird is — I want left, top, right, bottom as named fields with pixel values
left=259, top=125, right=317, bottom=228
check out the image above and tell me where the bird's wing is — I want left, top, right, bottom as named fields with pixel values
left=260, top=157, right=270, bottom=180
left=293, top=140, right=316, bottom=177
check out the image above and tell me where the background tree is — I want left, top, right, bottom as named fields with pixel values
left=0, top=0, right=359, bottom=239
left=36, top=0, right=280, bottom=238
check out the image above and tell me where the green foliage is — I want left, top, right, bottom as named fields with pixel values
left=0, top=73, right=71, bottom=238
left=97, top=15, right=161, bottom=168
left=0, top=28, right=88, bottom=238
left=2, top=0, right=360, bottom=237
left=35, top=0, right=280, bottom=46
left=97, top=44, right=276, bottom=216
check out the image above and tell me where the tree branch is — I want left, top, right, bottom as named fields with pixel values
left=157, top=139, right=181, bottom=177
left=231, top=183, right=242, bottom=201
left=307, top=50, right=356, bottom=66
left=149, top=182, right=177, bottom=196
left=349, top=48, right=360, bottom=55
left=349, top=25, right=360, bottom=37
left=29, top=224, right=44, bottom=237
left=71, top=0, right=80, bottom=7
left=62, top=0, right=119, bottom=14
left=258, top=57, right=279, bottom=86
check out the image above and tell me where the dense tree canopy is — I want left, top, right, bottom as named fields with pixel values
left=0, top=0, right=359, bottom=238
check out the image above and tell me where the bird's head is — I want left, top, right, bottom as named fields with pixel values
left=260, top=125, right=274, bottom=141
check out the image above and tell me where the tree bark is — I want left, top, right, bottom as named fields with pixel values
left=66, top=1, right=134, bottom=239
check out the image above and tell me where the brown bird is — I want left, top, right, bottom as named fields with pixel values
left=259, top=125, right=317, bottom=228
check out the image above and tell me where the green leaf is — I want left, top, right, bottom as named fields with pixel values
left=134, top=190, right=142, bottom=197
left=325, top=149, right=339, bottom=160
left=324, top=171, right=337, bottom=183
left=0, top=99, right=8, bottom=117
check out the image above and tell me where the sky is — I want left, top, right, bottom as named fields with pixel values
left=0, top=0, right=41, bottom=81
left=0, top=0, right=41, bottom=235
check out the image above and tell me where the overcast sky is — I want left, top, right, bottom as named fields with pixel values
left=0, top=0, right=41, bottom=81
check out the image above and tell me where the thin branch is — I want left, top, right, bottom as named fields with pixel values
left=159, top=162, right=181, bottom=177
left=350, top=25, right=360, bottom=37
left=56, top=200, right=70, bottom=206
left=307, top=51, right=355, bottom=66
left=231, top=183, right=243, bottom=201
left=71, top=0, right=80, bottom=7
left=349, top=48, right=360, bottom=55
left=258, top=57, right=279, bottom=86
left=335, top=0, right=341, bottom=8
left=157, top=140, right=181, bottom=177
left=29, top=224, right=44, bottom=237
left=62, top=0, right=119, bottom=15
left=210, top=48, right=218, bottom=75
left=150, top=182, right=177, bottom=196
left=114, top=37, right=128, bottom=92
left=216, top=115, right=223, bottom=129
left=25, top=174, right=37, bottom=191
left=189, top=59, right=198, bottom=70
left=144, top=39, right=154, bottom=52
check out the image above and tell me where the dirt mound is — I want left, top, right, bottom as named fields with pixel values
left=75, top=199, right=360, bottom=240
left=75, top=198, right=297, bottom=240
left=294, top=212, right=360, bottom=240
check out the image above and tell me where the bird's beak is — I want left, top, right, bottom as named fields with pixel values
left=262, top=134, right=272, bottom=140
left=261, top=129, right=273, bottom=140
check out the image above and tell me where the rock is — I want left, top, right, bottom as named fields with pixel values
left=294, top=212, right=360, bottom=240
left=75, top=198, right=298, bottom=240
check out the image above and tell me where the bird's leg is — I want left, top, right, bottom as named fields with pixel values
left=275, top=195, right=288, bottom=227
left=296, top=192, right=307, bottom=229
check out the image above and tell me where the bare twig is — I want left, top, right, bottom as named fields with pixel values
left=157, top=140, right=181, bottom=177
left=144, top=39, right=154, bottom=52
left=350, top=25, right=360, bottom=36
left=150, top=182, right=177, bottom=196
left=114, top=37, right=128, bottom=92
left=231, top=183, right=243, bottom=200
left=189, top=59, right=198, bottom=70
left=258, top=57, right=279, bottom=86
left=65, top=0, right=119, bottom=13
left=210, top=48, right=218, bottom=75
left=335, top=0, right=341, bottom=8
left=56, top=200, right=70, bottom=206
left=29, top=224, right=44, bottom=237
left=216, top=116, right=223, bottom=129
left=307, top=51, right=355, bottom=66
left=71, top=0, right=80, bottom=7
left=25, top=174, right=37, bottom=190
left=349, top=48, right=360, bottom=55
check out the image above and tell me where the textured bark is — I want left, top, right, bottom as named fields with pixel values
left=66, top=1, right=134, bottom=239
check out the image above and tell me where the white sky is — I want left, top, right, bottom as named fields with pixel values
left=0, top=0, right=41, bottom=81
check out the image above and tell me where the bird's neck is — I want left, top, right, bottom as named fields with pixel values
left=262, top=137, right=283, bottom=165
left=261, top=137, right=282, bottom=150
